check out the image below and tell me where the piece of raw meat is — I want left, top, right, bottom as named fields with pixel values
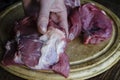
left=52, top=53, right=69, bottom=78
left=80, top=3, right=113, bottom=44
left=30, top=26, right=67, bottom=70
left=17, top=35, right=43, bottom=67
left=2, top=41, right=20, bottom=66
left=2, top=17, right=43, bottom=67
left=14, top=16, right=38, bottom=36
left=65, top=0, right=81, bottom=14
left=2, top=17, right=69, bottom=77
left=68, top=3, right=112, bottom=43
left=68, top=7, right=82, bottom=40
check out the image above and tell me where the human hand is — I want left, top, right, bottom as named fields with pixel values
left=23, top=0, right=68, bottom=36
left=38, top=0, right=68, bottom=36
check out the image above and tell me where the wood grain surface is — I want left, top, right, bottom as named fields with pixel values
left=0, top=0, right=120, bottom=80
left=0, top=60, right=120, bottom=80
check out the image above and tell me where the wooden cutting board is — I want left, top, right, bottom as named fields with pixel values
left=0, top=0, right=120, bottom=80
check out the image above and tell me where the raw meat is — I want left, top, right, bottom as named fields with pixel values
left=30, top=26, right=67, bottom=70
left=2, top=17, right=43, bottom=67
left=2, top=3, right=113, bottom=78
left=65, top=0, right=81, bottom=14
left=68, top=3, right=112, bottom=43
left=2, top=41, right=20, bottom=66
left=2, top=17, right=69, bottom=77
left=80, top=3, right=113, bottom=44
left=52, top=53, right=69, bottom=78
left=17, top=35, right=43, bottom=67
left=68, top=7, right=82, bottom=40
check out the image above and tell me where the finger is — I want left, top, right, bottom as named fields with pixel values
left=56, top=9, right=69, bottom=37
left=51, top=0, right=65, bottom=12
left=37, top=0, right=55, bottom=34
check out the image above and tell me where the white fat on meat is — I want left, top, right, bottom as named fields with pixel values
left=65, top=0, right=81, bottom=8
left=30, top=27, right=66, bottom=69
left=14, top=52, right=23, bottom=64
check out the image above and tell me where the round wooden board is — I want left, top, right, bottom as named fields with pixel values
left=0, top=0, right=120, bottom=80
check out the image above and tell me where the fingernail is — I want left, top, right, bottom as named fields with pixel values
left=41, top=27, right=47, bottom=33
left=38, top=23, right=47, bottom=34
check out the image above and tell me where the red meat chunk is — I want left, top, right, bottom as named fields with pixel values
left=52, top=53, right=70, bottom=78
left=2, top=17, right=69, bottom=77
left=2, top=41, right=20, bottom=66
left=68, top=3, right=112, bottom=44
left=80, top=3, right=113, bottom=44
left=68, top=7, right=82, bottom=40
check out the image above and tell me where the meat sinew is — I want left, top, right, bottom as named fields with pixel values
left=2, top=17, right=69, bottom=77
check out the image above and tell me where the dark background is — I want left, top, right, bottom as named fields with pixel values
left=0, top=0, right=120, bottom=80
